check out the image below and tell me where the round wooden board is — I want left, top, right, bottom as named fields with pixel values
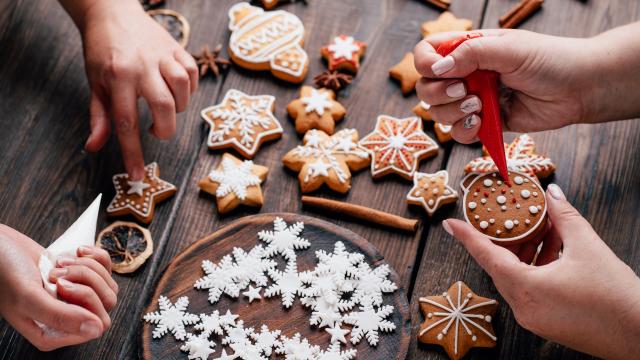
left=141, top=213, right=411, bottom=360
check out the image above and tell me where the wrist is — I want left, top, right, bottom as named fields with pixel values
left=59, top=0, right=144, bottom=34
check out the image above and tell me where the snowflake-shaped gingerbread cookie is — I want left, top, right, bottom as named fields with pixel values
left=283, top=129, right=370, bottom=193
left=194, top=255, right=241, bottom=304
left=201, top=89, right=283, bottom=159
left=257, top=217, right=310, bottom=260
left=359, top=115, right=439, bottom=180
left=143, top=295, right=199, bottom=341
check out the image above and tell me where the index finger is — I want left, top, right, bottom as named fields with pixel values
left=110, top=83, right=145, bottom=181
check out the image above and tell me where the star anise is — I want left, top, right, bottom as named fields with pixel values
left=192, top=44, right=230, bottom=78
left=313, top=70, right=353, bottom=92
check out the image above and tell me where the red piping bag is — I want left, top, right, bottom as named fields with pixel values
left=436, top=33, right=509, bottom=183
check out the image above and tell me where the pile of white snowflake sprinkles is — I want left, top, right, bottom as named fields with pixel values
left=143, top=217, right=399, bottom=360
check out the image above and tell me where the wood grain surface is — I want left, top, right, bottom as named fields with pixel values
left=0, top=0, right=638, bottom=359
left=141, top=213, right=410, bottom=360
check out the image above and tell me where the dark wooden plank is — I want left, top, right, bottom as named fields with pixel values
left=142, top=213, right=410, bottom=360
left=408, top=0, right=640, bottom=359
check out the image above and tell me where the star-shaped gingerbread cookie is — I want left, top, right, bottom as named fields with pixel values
left=283, top=129, right=370, bottom=193
left=359, top=115, right=439, bottom=180
left=106, top=162, right=177, bottom=224
left=389, top=52, right=422, bottom=95
left=287, top=86, right=346, bottom=135
left=198, top=153, right=268, bottom=214
left=201, top=89, right=283, bottom=159
left=413, top=101, right=453, bottom=143
left=421, top=12, right=473, bottom=37
left=321, top=35, right=367, bottom=74
left=418, top=281, right=498, bottom=360
left=465, top=134, right=555, bottom=179
left=407, top=170, right=458, bottom=216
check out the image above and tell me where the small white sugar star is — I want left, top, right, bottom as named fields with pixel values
left=243, top=286, right=262, bottom=303
left=329, top=36, right=360, bottom=60
left=325, top=323, right=350, bottom=344
left=127, top=180, right=150, bottom=196
left=213, top=349, right=237, bottom=360
left=219, top=310, right=239, bottom=325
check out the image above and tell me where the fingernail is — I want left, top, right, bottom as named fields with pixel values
left=547, top=183, right=566, bottom=200
left=80, top=321, right=101, bottom=339
left=446, top=82, right=466, bottom=98
left=432, top=55, right=455, bottom=75
left=442, top=220, right=453, bottom=236
left=463, top=115, right=480, bottom=129
left=78, top=246, right=92, bottom=256
left=460, top=97, right=482, bottom=114
left=57, top=278, right=74, bottom=289
left=49, top=268, right=68, bottom=279
left=57, top=256, right=75, bottom=267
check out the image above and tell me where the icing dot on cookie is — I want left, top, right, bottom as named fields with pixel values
left=516, top=203, right=521, bottom=209
left=510, top=189, right=515, bottom=194
left=489, top=218, right=495, bottom=224
left=533, top=191, right=539, bottom=197
left=472, top=335, right=477, bottom=341
left=427, top=313, right=433, bottom=319
left=496, top=195, right=507, bottom=204
left=524, top=178, right=530, bottom=183
left=474, top=215, right=480, bottom=220
left=491, top=187, right=496, bottom=192
left=480, top=221, right=489, bottom=229
left=437, top=333, right=443, bottom=340
left=480, top=198, right=487, bottom=204
left=473, top=192, right=478, bottom=197
left=501, top=205, right=507, bottom=211
left=483, top=179, right=493, bottom=187
left=521, top=190, right=531, bottom=199
left=415, top=190, right=421, bottom=196
left=497, top=180, right=503, bottom=185
left=496, top=230, right=501, bottom=235
left=468, top=202, right=477, bottom=210
left=428, top=199, right=434, bottom=206
left=529, top=205, right=538, bottom=214
left=514, top=176, right=523, bottom=185
left=432, top=188, right=439, bottom=194
left=505, top=220, right=514, bottom=230
left=514, top=220, right=519, bottom=225
left=485, top=315, right=492, bottom=322
left=525, top=219, right=531, bottom=225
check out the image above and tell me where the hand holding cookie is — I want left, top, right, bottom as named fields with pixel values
left=442, top=184, right=640, bottom=359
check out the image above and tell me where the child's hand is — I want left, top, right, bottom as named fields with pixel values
left=442, top=185, right=640, bottom=359
left=0, top=225, right=118, bottom=351
left=76, top=0, right=198, bottom=180
left=414, top=30, right=595, bottom=143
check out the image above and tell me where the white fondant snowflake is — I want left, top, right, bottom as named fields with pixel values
left=195, top=310, right=232, bottom=338
left=265, top=258, right=305, bottom=308
left=223, top=320, right=256, bottom=346
left=232, top=245, right=276, bottom=288
left=181, top=333, right=216, bottom=360
left=349, top=262, right=398, bottom=307
left=229, top=342, right=265, bottom=360
left=276, top=333, right=320, bottom=360
left=300, top=267, right=352, bottom=303
left=251, top=324, right=282, bottom=356
left=316, top=342, right=357, bottom=360
left=343, top=302, right=396, bottom=346
left=257, top=217, right=310, bottom=259
left=301, top=88, right=333, bottom=116
left=328, top=36, right=360, bottom=60
left=143, top=295, right=199, bottom=341
left=213, top=349, right=238, bottom=360
left=194, top=255, right=241, bottom=304
left=300, top=294, right=342, bottom=328
left=209, top=157, right=261, bottom=200
left=315, top=241, right=363, bottom=281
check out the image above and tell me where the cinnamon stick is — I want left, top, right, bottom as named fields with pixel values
left=424, top=0, right=450, bottom=11
left=499, top=0, right=544, bottom=29
left=301, top=196, right=419, bottom=233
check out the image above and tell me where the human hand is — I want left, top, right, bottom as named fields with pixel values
left=441, top=184, right=640, bottom=359
left=413, top=29, right=596, bottom=144
left=0, top=224, right=118, bottom=351
left=77, top=0, right=198, bottom=180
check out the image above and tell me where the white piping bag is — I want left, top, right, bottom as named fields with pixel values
left=38, top=194, right=102, bottom=296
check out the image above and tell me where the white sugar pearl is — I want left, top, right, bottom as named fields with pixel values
left=504, top=220, right=514, bottom=230
left=489, top=218, right=495, bottom=224
left=521, top=190, right=531, bottom=199
left=501, top=205, right=507, bottom=211
left=497, top=195, right=507, bottom=204
left=432, top=188, right=439, bottom=194
left=516, top=203, right=521, bottom=209
left=428, top=199, right=434, bottom=206
left=474, top=215, right=480, bottom=220
left=513, top=176, right=523, bottom=185
left=533, top=191, right=538, bottom=197
left=496, top=230, right=502, bottom=235
left=514, top=220, right=520, bottom=225
left=480, top=221, right=489, bottom=229
left=529, top=206, right=539, bottom=214
left=468, top=202, right=477, bottom=210
left=525, top=219, right=531, bottom=225
left=497, top=181, right=503, bottom=185
left=483, top=179, right=493, bottom=187
left=481, top=198, right=487, bottom=204
left=491, top=187, right=496, bottom=192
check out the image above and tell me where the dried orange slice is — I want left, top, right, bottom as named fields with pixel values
left=96, top=221, right=153, bottom=274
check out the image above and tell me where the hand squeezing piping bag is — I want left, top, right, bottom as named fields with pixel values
left=436, top=33, right=509, bottom=182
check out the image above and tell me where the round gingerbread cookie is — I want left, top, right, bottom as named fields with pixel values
left=461, top=171, right=547, bottom=244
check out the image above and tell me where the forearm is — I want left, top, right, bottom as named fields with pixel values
left=58, top=0, right=143, bottom=33
left=583, top=22, right=640, bottom=124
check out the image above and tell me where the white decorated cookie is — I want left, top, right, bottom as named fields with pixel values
left=406, top=170, right=458, bottom=216
left=228, top=2, right=309, bottom=83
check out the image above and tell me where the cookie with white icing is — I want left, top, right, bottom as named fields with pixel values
left=282, top=129, right=370, bottom=193
left=287, top=86, right=346, bottom=135
left=461, top=171, right=547, bottom=245
left=321, top=35, right=367, bottom=74
left=406, top=170, right=458, bottom=216
left=413, top=101, right=453, bottom=143
left=228, top=2, right=309, bottom=83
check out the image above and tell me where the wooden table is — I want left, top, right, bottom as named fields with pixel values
left=0, top=0, right=638, bottom=359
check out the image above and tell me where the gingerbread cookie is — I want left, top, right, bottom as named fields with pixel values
left=465, top=134, right=555, bottom=179
left=407, top=170, right=458, bottom=216
left=198, top=153, right=268, bottom=214
left=321, top=35, right=367, bottom=74
left=418, top=281, right=498, bottom=360
left=201, top=89, right=283, bottom=159
left=389, top=52, right=421, bottom=95
left=461, top=171, right=547, bottom=244
left=282, top=129, right=370, bottom=193
left=421, top=12, right=473, bottom=38
left=359, top=115, right=439, bottom=180
left=147, top=9, right=190, bottom=48
left=106, top=162, right=177, bottom=224
left=287, top=86, right=346, bottom=135
left=413, top=101, right=453, bottom=143
left=228, top=2, right=309, bottom=83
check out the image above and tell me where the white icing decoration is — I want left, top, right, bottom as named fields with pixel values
left=480, top=198, right=487, bottom=204
left=242, top=285, right=262, bottom=302
left=525, top=219, right=531, bottom=225
left=276, top=333, right=320, bottom=359
left=325, top=323, right=350, bottom=344
left=406, top=171, right=458, bottom=215
left=258, top=217, right=310, bottom=259
left=180, top=333, right=216, bottom=360
left=468, top=202, right=477, bottom=209
left=474, top=215, right=480, bottom=220
left=265, top=258, right=305, bottom=308
left=489, top=218, right=495, bottom=224
left=317, top=342, right=357, bottom=360
left=343, top=301, right=396, bottom=346
left=516, top=203, right=521, bottom=209
left=328, top=36, right=360, bottom=60
left=143, top=295, right=199, bottom=340
left=521, top=189, right=531, bottom=199
left=483, top=179, right=493, bottom=187
left=127, top=180, right=150, bottom=196
left=533, top=191, right=538, bottom=197
left=504, top=220, right=514, bottom=230
left=514, top=176, right=523, bottom=185
left=529, top=206, right=539, bottom=214
left=208, top=156, right=262, bottom=200
left=501, top=205, right=507, bottom=211
left=194, top=255, right=241, bottom=304
left=496, top=195, right=506, bottom=204
left=496, top=230, right=501, bottom=235
left=301, top=88, right=333, bottom=115
left=479, top=221, right=489, bottom=229
left=514, top=220, right=519, bottom=225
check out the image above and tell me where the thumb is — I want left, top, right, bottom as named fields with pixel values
left=85, top=90, right=111, bottom=152
left=416, top=30, right=525, bottom=78
left=443, top=219, right=523, bottom=279
left=545, top=183, right=597, bottom=250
